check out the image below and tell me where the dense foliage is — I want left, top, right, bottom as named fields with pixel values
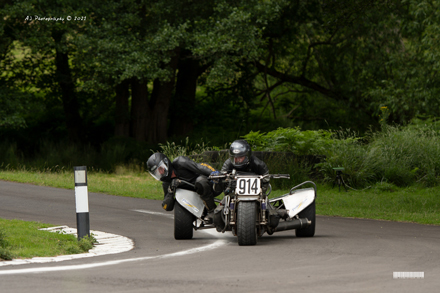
left=242, top=127, right=334, bottom=155
left=1, top=0, right=440, bottom=188
left=318, top=120, right=440, bottom=187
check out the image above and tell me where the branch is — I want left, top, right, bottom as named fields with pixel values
left=256, top=80, right=284, bottom=101
left=301, top=41, right=334, bottom=77
left=281, top=105, right=300, bottom=118
left=262, top=66, right=277, bottom=120
left=272, top=88, right=303, bottom=101
left=254, top=62, right=344, bottom=101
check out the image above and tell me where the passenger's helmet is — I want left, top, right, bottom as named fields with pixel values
left=229, top=140, right=252, bottom=168
left=147, top=153, right=171, bottom=181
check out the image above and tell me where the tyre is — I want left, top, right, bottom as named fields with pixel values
left=237, top=201, right=258, bottom=246
left=174, top=202, right=195, bottom=240
left=295, top=200, right=315, bottom=237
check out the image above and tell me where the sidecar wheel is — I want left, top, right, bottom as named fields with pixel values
left=174, top=202, right=195, bottom=240
left=237, top=201, right=258, bottom=246
left=295, top=200, right=315, bottom=237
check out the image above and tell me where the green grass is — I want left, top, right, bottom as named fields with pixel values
left=0, top=219, right=95, bottom=260
left=0, top=168, right=163, bottom=200
left=1, top=169, right=439, bottom=226
left=315, top=183, right=440, bottom=225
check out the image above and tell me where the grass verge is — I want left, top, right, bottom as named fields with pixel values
left=0, top=169, right=163, bottom=200
left=315, top=183, right=440, bottom=225
left=0, top=218, right=96, bottom=261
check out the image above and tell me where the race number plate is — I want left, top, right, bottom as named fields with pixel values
left=236, top=177, right=261, bottom=195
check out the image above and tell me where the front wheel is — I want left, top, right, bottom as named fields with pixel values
left=295, top=200, right=315, bottom=237
left=237, top=201, right=258, bottom=246
left=174, top=202, right=196, bottom=240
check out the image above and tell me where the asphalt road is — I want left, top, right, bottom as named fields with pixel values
left=1, top=180, right=439, bottom=292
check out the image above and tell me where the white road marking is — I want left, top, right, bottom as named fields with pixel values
left=0, top=240, right=226, bottom=275
left=132, top=209, right=174, bottom=218
left=0, top=209, right=230, bottom=275
left=0, top=226, right=134, bottom=267
left=132, top=209, right=232, bottom=239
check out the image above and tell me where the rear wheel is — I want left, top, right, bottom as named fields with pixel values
left=174, top=202, right=195, bottom=240
left=237, top=201, right=258, bottom=246
left=295, top=200, right=315, bottom=237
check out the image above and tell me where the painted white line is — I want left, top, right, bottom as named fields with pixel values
left=132, top=209, right=174, bottom=218
left=0, top=209, right=230, bottom=274
left=132, top=209, right=233, bottom=239
left=0, top=239, right=226, bottom=275
left=0, top=226, right=134, bottom=267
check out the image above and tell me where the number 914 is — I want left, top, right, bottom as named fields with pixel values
left=236, top=177, right=261, bottom=195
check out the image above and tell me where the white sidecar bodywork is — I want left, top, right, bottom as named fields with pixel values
left=269, top=187, right=315, bottom=218
left=175, top=189, right=205, bottom=218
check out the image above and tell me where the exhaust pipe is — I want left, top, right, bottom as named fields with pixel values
left=273, top=218, right=310, bottom=232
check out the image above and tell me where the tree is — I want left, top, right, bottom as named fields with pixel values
left=74, top=1, right=185, bottom=143
left=367, top=0, right=440, bottom=123
left=1, top=0, right=89, bottom=141
left=2, top=0, right=439, bottom=149
left=190, top=0, right=412, bottom=131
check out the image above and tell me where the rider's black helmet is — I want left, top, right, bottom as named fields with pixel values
left=147, top=152, right=172, bottom=181
left=229, top=139, right=252, bottom=168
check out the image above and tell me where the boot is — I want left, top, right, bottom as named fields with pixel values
left=203, top=197, right=217, bottom=223
left=204, top=209, right=215, bottom=224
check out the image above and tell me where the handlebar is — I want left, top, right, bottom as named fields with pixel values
left=168, top=179, right=195, bottom=193
left=208, top=172, right=290, bottom=180
left=270, top=174, right=290, bottom=179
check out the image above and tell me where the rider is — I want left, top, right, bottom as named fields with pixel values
left=220, top=139, right=270, bottom=191
left=146, top=152, right=219, bottom=219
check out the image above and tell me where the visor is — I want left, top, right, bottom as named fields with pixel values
left=231, top=155, right=249, bottom=167
left=149, top=160, right=169, bottom=181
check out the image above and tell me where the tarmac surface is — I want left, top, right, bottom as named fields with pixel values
left=1, top=180, right=439, bottom=292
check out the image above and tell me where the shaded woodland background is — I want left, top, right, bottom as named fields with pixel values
left=1, top=0, right=440, bottom=180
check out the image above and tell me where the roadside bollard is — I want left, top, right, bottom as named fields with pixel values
left=74, top=166, right=90, bottom=240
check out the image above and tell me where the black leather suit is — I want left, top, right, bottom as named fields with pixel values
left=220, top=155, right=270, bottom=191
left=162, top=156, right=219, bottom=208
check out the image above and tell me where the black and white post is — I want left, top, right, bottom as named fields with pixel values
left=74, top=166, right=90, bottom=240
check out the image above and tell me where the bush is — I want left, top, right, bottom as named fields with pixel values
left=78, top=235, right=96, bottom=252
left=0, top=229, right=14, bottom=260
left=372, top=181, right=398, bottom=192
left=319, top=124, right=440, bottom=187
left=158, top=137, right=214, bottom=162
left=0, top=137, right=154, bottom=173
left=0, top=141, right=23, bottom=169
left=317, top=129, right=375, bottom=187
left=31, top=140, right=99, bottom=169
left=262, top=153, right=315, bottom=190
left=242, top=127, right=334, bottom=155
left=368, top=124, right=440, bottom=186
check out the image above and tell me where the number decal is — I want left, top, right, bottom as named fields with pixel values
left=238, top=178, right=246, bottom=194
left=251, top=179, right=258, bottom=193
left=235, top=177, right=261, bottom=195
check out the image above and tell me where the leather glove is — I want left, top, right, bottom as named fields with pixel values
left=162, top=193, right=175, bottom=211
left=171, top=178, right=180, bottom=188
left=210, top=171, right=220, bottom=184
left=168, top=178, right=180, bottom=193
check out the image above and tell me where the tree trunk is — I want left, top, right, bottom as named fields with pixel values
left=114, top=79, right=130, bottom=137
left=52, top=30, right=82, bottom=142
left=130, top=77, right=149, bottom=142
left=146, top=49, right=180, bottom=144
left=147, top=79, right=174, bottom=143
left=169, top=53, right=200, bottom=137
